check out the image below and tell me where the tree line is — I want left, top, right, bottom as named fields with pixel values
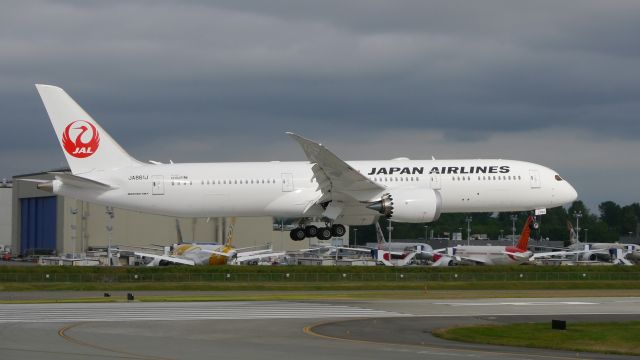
left=351, top=201, right=640, bottom=245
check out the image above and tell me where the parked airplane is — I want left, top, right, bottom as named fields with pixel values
left=135, top=218, right=285, bottom=265
left=432, top=215, right=535, bottom=266
left=371, top=222, right=433, bottom=265
left=531, top=221, right=638, bottom=265
left=34, top=84, right=578, bottom=242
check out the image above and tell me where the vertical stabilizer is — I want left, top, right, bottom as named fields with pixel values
left=35, top=84, right=142, bottom=175
left=567, top=220, right=578, bottom=245
left=516, top=216, right=533, bottom=251
left=375, top=222, right=387, bottom=249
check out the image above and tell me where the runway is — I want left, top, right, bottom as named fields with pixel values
left=1, top=297, right=639, bottom=360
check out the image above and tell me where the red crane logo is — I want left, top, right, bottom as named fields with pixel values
left=61, top=120, right=100, bottom=158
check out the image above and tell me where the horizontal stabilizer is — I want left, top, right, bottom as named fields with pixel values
left=51, top=172, right=115, bottom=190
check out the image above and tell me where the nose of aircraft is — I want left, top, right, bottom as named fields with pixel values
left=564, top=181, right=578, bottom=203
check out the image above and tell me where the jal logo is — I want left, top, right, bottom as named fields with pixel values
left=62, top=120, right=100, bottom=158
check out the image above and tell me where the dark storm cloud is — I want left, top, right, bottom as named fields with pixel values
left=1, top=0, right=638, bottom=209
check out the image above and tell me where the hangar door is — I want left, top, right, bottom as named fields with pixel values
left=20, top=196, right=57, bottom=256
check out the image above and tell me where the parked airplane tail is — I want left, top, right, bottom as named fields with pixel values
left=567, top=220, right=578, bottom=244
left=375, top=221, right=387, bottom=249
left=224, top=217, right=237, bottom=247
left=515, top=215, right=534, bottom=251
left=35, top=84, right=142, bottom=175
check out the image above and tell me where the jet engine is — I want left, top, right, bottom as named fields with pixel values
left=367, top=188, right=442, bottom=223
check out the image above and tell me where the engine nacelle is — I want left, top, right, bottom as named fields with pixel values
left=367, top=188, right=442, bottom=223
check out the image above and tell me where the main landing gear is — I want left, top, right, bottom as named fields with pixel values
left=289, top=224, right=346, bottom=241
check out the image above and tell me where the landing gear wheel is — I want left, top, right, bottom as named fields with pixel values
left=331, top=224, right=346, bottom=237
left=317, top=227, right=332, bottom=240
left=289, top=228, right=306, bottom=241
left=304, top=225, right=318, bottom=238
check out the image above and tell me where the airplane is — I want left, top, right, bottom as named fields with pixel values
left=531, top=221, right=638, bottom=265
left=370, top=221, right=433, bottom=266
left=431, top=215, right=535, bottom=266
left=33, top=84, right=578, bottom=242
left=135, top=217, right=285, bottom=265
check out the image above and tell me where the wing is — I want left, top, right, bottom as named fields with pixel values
left=235, top=252, right=286, bottom=263
left=286, top=132, right=384, bottom=219
left=134, top=252, right=196, bottom=266
left=458, top=256, right=488, bottom=264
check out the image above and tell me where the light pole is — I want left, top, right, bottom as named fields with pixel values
left=424, top=225, right=429, bottom=241
left=510, top=215, right=518, bottom=246
left=387, top=220, right=393, bottom=252
left=465, top=216, right=472, bottom=245
left=353, top=228, right=358, bottom=247
left=500, top=230, right=504, bottom=241
left=106, top=206, right=114, bottom=266
left=70, top=207, right=78, bottom=259
left=574, top=211, right=582, bottom=243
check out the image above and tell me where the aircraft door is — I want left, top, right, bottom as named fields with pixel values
left=529, top=169, right=541, bottom=188
left=151, top=175, right=165, bottom=195
left=281, top=173, right=294, bottom=192
left=429, top=173, right=441, bottom=190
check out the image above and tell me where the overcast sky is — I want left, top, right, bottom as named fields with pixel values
left=2, top=0, right=639, bottom=212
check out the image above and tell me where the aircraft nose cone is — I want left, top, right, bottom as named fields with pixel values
left=566, top=182, right=578, bottom=202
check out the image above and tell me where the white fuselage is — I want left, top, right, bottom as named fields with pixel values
left=55, top=159, right=577, bottom=225
left=452, top=245, right=532, bottom=265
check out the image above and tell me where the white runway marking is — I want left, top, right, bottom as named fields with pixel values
left=434, top=301, right=598, bottom=306
left=0, top=301, right=408, bottom=323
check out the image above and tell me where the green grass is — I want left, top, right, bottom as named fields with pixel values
left=433, top=321, right=640, bottom=356
left=2, top=280, right=640, bottom=292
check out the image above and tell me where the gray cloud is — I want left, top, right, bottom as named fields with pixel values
left=1, top=0, right=639, bottom=211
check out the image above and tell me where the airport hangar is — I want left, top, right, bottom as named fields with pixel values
left=8, top=170, right=333, bottom=258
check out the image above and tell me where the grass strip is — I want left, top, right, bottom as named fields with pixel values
left=433, top=321, right=640, bottom=356
left=2, top=280, right=640, bottom=292
left=2, top=286, right=640, bottom=304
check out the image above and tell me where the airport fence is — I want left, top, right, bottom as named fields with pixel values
left=1, top=271, right=640, bottom=283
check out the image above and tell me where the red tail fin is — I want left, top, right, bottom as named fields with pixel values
left=516, top=216, right=534, bottom=251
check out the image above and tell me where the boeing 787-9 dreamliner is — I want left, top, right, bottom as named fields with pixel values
left=34, top=85, right=578, bottom=241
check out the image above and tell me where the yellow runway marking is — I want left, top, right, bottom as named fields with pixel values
left=58, top=322, right=176, bottom=360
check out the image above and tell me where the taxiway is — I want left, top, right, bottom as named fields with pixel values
left=1, top=297, right=639, bottom=360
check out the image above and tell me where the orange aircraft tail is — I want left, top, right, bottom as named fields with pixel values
left=516, top=216, right=534, bottom=251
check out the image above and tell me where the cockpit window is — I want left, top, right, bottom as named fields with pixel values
left=555, top=174, right=563, bottom=181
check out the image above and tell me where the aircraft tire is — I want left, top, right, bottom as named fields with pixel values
left=331, top=224, right=346, bottom=237
left=305, top=225, right=318, bottom=238
left=290, top=228, right=306, bottom=241
left=317, top=227, right=332, bottom=240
